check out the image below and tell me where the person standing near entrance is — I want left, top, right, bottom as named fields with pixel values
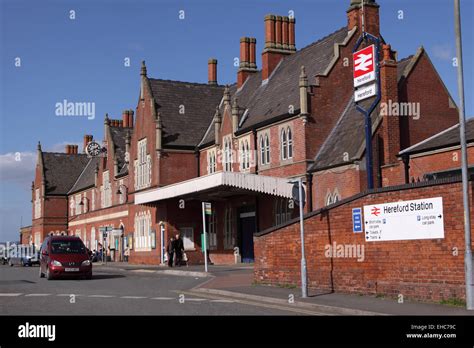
left=167, top=237, right=175, bottom=267
left=174, top=233, right=184, bottom=267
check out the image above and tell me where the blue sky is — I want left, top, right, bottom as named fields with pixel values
left=0, top=0, right=473, bottom=242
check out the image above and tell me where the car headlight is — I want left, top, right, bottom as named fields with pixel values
left=51, top=260, right=62, bottom=267
left=81, top=260, right=91, bottom=266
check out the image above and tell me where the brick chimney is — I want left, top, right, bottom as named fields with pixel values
left=237, top=37, right=257, bottom=88
left=380, top=44, right=400, bottom=165
left=66, top=144, right=78, bottom=154
left=262, top=14, right=296, bottom=81
left=128, top=109, right=134, bottom=128
left=122, top=110, right=129, bottom=127
left=208, top=58, right=218, bottom=85
left=347, top=0, right=380, bottom=37
left=83, top=135, right=93, bottom=153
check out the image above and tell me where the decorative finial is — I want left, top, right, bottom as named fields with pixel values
left=141, top=60, right=147, bottom=77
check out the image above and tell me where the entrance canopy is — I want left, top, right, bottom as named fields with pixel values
left=135, top=172, right=294, bottom=204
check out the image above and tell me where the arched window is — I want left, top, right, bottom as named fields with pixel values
left=287, top=127, right=293, bottom=159
left=325, top=192, right=333, bottom=206
left=265, top=134, right=270, bottom=164
left=260, top=136, right=265, bottom=165
left=274, top=198, right=292, bottom=225
left=281, top=129, right=288, bottom=160
left=224, top=138, right=233, bottom=172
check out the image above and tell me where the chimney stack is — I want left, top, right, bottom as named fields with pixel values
left=128, top=109, right=134, bottom=128
left=262, top=14, right=296, bottom=81
left=122, top=110, right=129, bottom=128
left=208, top=59, right=218, bottom=85
left=66, top=144, right=78, bottom=154
left=380, top=44, right=400, bottom=165
left=237, top=37, right=257, bottom=88
left=347, top=0, right=380, bottom=36
left=83, top=135, right=93, bottom=153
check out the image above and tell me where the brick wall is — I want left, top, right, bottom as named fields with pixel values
left=254, top=179, right=474, bottom=302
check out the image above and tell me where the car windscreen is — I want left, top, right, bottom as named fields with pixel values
left=51, top=240, right=86, bottom=254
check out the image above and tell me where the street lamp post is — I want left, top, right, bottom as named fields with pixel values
left=289, top=177, right=308, bottom=298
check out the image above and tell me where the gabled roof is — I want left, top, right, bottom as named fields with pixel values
left=109, top=125, right=131, bottom=175
left=68, top=157, right=100, bottom=194
left=308, top=53, right=418, bottom=172
left=238, top=27, right=350, bottom=131
left=308, top=97, right=380, bottom=172
left=197, top=27, right=351, bottom=148
left=149, top=79, right=225, bottom=148
left=42, top=152, right=90, bottom=195
left=399, top=117, right=474, bottom=156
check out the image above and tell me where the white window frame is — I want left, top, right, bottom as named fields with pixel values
left=275, top=198, right=292, bottom=225
left=223, top=137, right=233, bottom=172
left=134, top=211, right=152, bottom=251
left=136, top=138, right=151, bottom=190
left=207, top=149, right=216, bottom=174
left=75, top=194, right=82, bottom=215
left=259, top=133, right=271, bottom=166
left=102, top=171, right=111, bottom=208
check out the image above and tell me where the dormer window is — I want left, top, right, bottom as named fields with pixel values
left=135, top=138, right=151, bottom=190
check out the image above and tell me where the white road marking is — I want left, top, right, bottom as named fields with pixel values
left=150, top=297, right=174, bottom=300
left=120, top=296, right=147, bottom=299
left=0, top=293, right=22, bottom=297
left=88, top=295, right=115, bottom=298
left=210, top=299, right=235, bottom=303
left=185, top=298, right=208, bottom=302
left=25, top=293, right=51, bottom=297
left=57, top=294, right=83, bottom=297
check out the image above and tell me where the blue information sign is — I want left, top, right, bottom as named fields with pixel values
left=352, top=208, right=363, bottom=233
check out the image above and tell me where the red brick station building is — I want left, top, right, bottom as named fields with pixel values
left=25, top=0, right=474, bottom=301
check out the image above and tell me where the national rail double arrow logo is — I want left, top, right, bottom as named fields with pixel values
left=371, top=206, right=381, bottom=217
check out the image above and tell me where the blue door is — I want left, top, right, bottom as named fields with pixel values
left=240, top=213, right=256, bottom=263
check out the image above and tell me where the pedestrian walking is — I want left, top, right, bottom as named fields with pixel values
left=167, top=237, right=175, bottom=267
left=174, top=233, right=184, bottom=267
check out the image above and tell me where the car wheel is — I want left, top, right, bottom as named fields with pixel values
left=46, top=267, right=53, bottom=280
left=39, top=266, right=44, bottom=278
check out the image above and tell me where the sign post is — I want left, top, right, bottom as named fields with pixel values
left=201, top=202, right=211, bottom=273
left=353, top=36, right=381, bottom=190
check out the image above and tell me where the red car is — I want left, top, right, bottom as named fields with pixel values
left=39, top=236, right=92, bottom=280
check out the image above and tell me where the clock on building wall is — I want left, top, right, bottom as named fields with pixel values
left=86, top=141, right=105, bottom=157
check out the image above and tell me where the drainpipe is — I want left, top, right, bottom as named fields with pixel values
left=306, top=173, right=313, bottom=212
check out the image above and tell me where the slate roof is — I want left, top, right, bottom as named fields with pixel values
left=308, top=54, right=417, bottom=172
left=198, top=27, right=350, bottom=148
left=149, top=79, right=225, bottom=148
left=309, top=97, right=380, bottom=171
left=399, top=117, right=474, bottom=156
left=42, top=153, right=90, bottom=195
left=110, top=125, right=131, bottom=175
left=68, top=157, right=100, bottom=194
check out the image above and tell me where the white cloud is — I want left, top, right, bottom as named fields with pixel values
left=431, top=44, right=454, bottom=62
left=0, top=151, right=36, bottom=187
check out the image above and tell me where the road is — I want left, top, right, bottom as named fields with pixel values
left=0, top=264, right=298, bottom=315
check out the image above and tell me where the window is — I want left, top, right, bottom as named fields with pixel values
left=34, top=189, right=41, bottom=219
left=69, top=198, right=75, bottom=217
left=208, top=207, right=217, bottom=249
left=34, top=232, right=41, bottom=249
left=240, top=139, right=250, bottom=171
left=135, top=138, right=151, bottom=190
left=180, top=227, right=195, bottom=250
left=102, top=171, right=111, bottom=208
left=280, top=127, right=293, bottom=161
left=259, top=134, right=271, bottom=165
left=75, top=194, right=82, bottom=215
left=274, top=198, right=292, bottom=225
left=91, top=227, right=97, bottom=251
left=223, top=137, right=233, bottom=172
left=224, top=207, right=234, bottom=249
left=207, top=150, right=216, bottom=174
left=287, top=127, right=293, bottom=159
left=281, top=129, right=288, bottom=160
left=134, top=211, right=152, bottom=251
left=118, top=180, right=127, bottom=204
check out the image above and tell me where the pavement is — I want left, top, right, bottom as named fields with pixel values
left=2, top=261, right=473, bottom=315
left=94, top=261, right=474, bottom=315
